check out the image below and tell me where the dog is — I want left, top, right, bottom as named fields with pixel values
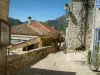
left=75, top=45, right=86, bottom=52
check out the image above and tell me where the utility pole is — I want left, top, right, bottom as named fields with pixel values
left=0, top=0, right=10, bottom=75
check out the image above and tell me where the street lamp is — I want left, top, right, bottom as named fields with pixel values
left=64, top=3, right=69, bottom=11
left=63, top=3, right=70, bottom=54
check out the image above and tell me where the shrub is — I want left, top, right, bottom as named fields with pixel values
left=87, top=50, right=92, bottom=65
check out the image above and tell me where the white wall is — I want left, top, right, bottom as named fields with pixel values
left=11, top=34, right=39, bottom=45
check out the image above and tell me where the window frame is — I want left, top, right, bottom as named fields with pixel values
left=95, top=28, right=100, bottom=43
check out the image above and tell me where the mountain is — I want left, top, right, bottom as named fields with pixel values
left=9, top=14, right=68, bottom=32
left=24, top=20, right=37, bottom=24
left=45, top=14, right=68, bottom=33
left=8, top=17, right=23, bottom=26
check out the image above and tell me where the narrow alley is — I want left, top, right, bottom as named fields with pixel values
left=16, top=51, right=98, bottom=75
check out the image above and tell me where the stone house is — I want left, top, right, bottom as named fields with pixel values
left=8, top=17, right=60, bottom=54
left=66, top=0, right=100, bottom=70
left=66, top=0, right=97, bottom=50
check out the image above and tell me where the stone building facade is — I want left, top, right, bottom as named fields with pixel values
left=67, top=0, right=95, bottom=50
left=0, top=0, right=10, bottom=75
left=66, top=0, right=100, bottom=70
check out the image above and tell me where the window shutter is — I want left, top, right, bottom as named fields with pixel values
left=96, top=0, right=100, bottom=8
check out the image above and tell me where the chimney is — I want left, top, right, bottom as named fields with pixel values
left=28, top=16, right=31, bottom=25
left=52, top=25, right=54, bottom=29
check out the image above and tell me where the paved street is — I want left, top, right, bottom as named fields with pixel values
left=17, top=51, right=99, bottom=75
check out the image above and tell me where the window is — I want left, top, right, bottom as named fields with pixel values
left=23, top=46, right=27, bottom=51
left=34, top=43, right=38, bottom=48
left=98, top=29, right=100, bottom=40
left=27, top=44, right=35, bottom=51
left=95, top=28, right=100, bottom=42
left=96, top=0, right=100, bottom=8
left=23, top=43, right=38, bottom=51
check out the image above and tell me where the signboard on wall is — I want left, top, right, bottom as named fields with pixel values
left=96, top=0, right=100, bottom=8
left=0, top=19, right=10, bottom=46
left=1, top=22, right=9, bottom=44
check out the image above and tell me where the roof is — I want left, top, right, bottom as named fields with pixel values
left=11, top=21, right=60, bottom=38
left=11, top=24, right=39, bottom=36
left=41, top=23, right=61, bottom=37
left=43, top=24, right=60, bottom=34
left=30, top=22, right=51, bottom=36
left=31, top=22, right=60, bottom=35
left=11, top=23, right=50, bottom=36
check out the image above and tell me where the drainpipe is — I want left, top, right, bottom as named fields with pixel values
left=84, top=0, right=89, bottom=48
left=91, top=0, right=96, bottom=70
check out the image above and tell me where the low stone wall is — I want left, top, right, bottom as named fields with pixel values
left=7, top=46, right=55, bottom=75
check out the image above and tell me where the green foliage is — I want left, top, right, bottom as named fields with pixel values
left=45, top=21, right=68, bottom=33
left=8, top=17, right=23, bottom=26
left=93, top=45, right=100, bottom=71
left=87, top=46, right=100, bottom=71
left=45, top=14, right=68, bottom=33
left=88, top=46, right=100, bottom=71
left=87, top=50, right=92, bottom=65
left=89, top=44, right=100, bottom=71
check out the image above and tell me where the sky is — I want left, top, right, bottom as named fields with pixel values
left=9, top=0, right=70, bottom=22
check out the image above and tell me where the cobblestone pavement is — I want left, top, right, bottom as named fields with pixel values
left=17, top=51, right=99, bottom=75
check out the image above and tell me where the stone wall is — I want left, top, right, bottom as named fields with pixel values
left=7, top=46, right=56, bottom=75
left=67, top=0, right=95, bottom=50
left=86, top=0, right=95, bottom=49
left=95, top=8, right=100, bottom=28
left=90, top=2, right=100, bottom=68
left=0, top=0, right=9, bottom=75
left=67, top=0, right=85, bottom=50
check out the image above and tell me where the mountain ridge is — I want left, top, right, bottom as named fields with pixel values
left=8, top=14, right=68, bottom=32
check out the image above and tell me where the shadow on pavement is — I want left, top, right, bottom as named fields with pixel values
left=16, top=68, right=76, bottom=75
